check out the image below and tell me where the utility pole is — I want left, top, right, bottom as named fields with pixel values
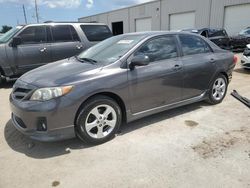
left=22, top=4, right=27, bottom=24
left=35, top=0, right=39, bottom=23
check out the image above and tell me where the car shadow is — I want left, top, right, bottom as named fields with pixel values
left=1, top=81, right=15, bottom=89
left=234, top=68, right=250, bottom=75
left=4, top=101, right=207, bottom=159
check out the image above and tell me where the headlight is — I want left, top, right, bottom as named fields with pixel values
left=30, top=86, right=73, bottom=101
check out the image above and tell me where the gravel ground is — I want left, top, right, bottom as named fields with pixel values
left=0, top=56, right=249, bottom=188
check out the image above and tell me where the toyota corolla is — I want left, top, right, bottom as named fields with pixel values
left=10, top=32, right=236, bottom=144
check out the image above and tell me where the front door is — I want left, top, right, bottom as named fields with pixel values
left=128, top=35, right=183, bottom=114
left=6, top=25, right=52, bottom=75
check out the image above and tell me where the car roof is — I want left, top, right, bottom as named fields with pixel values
left=18, top=22, right=108, bottom=27
left=121, top=31, right=200, bottom=37
left=183, top=28, right=225, bottom=33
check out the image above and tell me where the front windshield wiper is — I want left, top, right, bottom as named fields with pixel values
left=75, top=56, right=97, bottom=64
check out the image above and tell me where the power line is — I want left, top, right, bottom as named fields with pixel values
left=22, top=4, right=27, bottom=24
left=35, top=0, right=39, bottom=23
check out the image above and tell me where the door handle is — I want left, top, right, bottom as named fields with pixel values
left=76, top=45, right=83, bottom=50
left=173, top=64, right=182, bottom=71
left=40, top=47, right=47, bottom=53
left=210, top=58, right=216, bottom=63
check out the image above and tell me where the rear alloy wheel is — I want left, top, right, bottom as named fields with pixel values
left=76, top=95, right=122, bottom=144
left=207, top=74, right=228, bottom=105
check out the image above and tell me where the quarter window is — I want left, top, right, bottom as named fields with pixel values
left=80, top=25, right=112, bottom=42
left=135, top=36, right=178, bottom=62
left=179, top=35, right=211, bottom=56
left=18, top=26, right=46, bottom=44
left=51, top=25, right=80, bottom=42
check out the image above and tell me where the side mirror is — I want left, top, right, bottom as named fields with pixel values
left=129, top=55, right=150, bottom=69
left=11, top=36, right=21, bottom=47
left=246, top=44, right=250, bottom=49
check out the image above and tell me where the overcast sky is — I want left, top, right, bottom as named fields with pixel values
left=0, top=0, right=153, bottom=27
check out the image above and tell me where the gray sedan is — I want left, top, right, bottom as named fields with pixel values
left=10, top=32, right=236, bottom=144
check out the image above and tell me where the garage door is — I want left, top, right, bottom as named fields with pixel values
left=135, top=18, right=152, bottom=32
left=224, top=4, right=250, bottom=35
left=170, top=12, right=195, bottom=30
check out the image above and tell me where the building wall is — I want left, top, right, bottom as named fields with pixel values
left=78, top=0, right=250, bottom=34
left=160, top=0, right=211, bottom=30
left=210, top=0, right=250, bottom=28
left=129, top=1, right=161, bottom=32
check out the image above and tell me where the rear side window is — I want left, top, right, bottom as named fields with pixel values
left=135, top=36, right=178, bottom=62
left=179, top=35, right=211, bottom=56
left=51, top=25, right=80, bottom=42
left=70, top=26, right=80, bottom=41
left=18, top=26, right=46, bottom=44
left=80, top=25, right=112, bottom=42
left=209, top=30, right=228, bottom=37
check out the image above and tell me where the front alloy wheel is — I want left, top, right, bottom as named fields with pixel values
left=76, top=95, right=122, bottom=144
left=85, top=105, right=117, bottom=139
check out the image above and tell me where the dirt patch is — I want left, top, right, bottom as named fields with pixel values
left=52, top=181, right=60, bottom=187
left=192, top=127, right=250, bottom=159
left=185, top=120, right=199, bottom=127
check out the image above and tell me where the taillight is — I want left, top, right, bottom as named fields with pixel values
left=233, top=55, right=238, bottom=64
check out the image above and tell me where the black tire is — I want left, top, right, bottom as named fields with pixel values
left=0, top=73, right=3, bottom=85
left=246, top=38, right=250, bottom=44
left=75, top=95, right=122, bottom=145
left=206, top=74, right=228, bottom=105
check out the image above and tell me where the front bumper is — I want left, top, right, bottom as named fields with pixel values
left=9, top=81, right=78, bottom=142
left=11, top=113, right=75, bottom=142
left=241, top=55, right=250, bottom=69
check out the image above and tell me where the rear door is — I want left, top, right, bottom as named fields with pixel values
left=5, top=25, right=52, bottom=74
left=178, top=34, right=216, bottom=99
left=128, top=35, right=183, bottom=114
left=50, top=25, right=83, bottom=62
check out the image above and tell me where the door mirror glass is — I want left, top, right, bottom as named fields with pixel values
left=130, top=55, right=150, bottom=69
left=11, top=36, right=21, bottom=47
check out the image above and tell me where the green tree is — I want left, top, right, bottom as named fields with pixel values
left=0, top=25, right=12, bottom=33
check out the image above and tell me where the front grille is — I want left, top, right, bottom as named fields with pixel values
left=13, top=87, right=32, bottom=100
left=12, top=80, right=37, bottom=101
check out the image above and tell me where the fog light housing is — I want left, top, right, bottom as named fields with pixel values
left=37, top=117, right=47, bottom=132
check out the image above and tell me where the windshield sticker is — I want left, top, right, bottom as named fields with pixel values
left=117, top=40, right=134, bottom=44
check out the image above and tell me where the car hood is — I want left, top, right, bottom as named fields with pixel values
left=19, top=57, right=103, bottom=87
left=231, top=35, right=247, bottom=40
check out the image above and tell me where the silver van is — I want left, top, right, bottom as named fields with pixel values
left=0, top=22, right=112, bottom=83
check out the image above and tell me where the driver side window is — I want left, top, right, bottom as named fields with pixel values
left=134, top=36, right=178, bottom=63
left=18, top=26, right=46, bottom=45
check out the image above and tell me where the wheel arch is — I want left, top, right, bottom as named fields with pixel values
left=219, top=71, right=229, bottom=83
left=74, top=92, right=127, bottom=125
left=0, top=66, right=5, bottom=76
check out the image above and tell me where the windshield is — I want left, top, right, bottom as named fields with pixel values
left=77, top=34, right=146, bottom=65
left=239, top=29, right=250, bottom=35
left=0, top=26, right=23, bottom=43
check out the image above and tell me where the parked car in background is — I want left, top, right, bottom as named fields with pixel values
left=230, top=27, right=250, bottom=52
left=182, top=28, right=231, bottom=50
left=10, top=32, right=236, bottom=144
left=0, top=22, right=112, bottom=84
left=241, top=44, right=250, bottom=69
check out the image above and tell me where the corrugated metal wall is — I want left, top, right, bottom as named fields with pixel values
left=78, top=0, right=250, bottom=34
